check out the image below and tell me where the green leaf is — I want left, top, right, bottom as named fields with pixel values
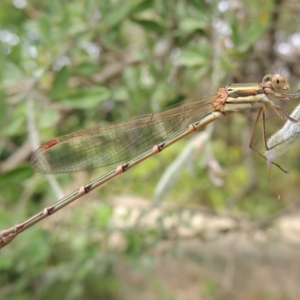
left=1, top=109, right=25, bottom=136
left=130, top=0, right=154, bottom=15
left=2, top=61, right=24, bottom=88
left=0, top=164, right=34, bottom=186
left=38, top=106, right=60, bottom=129
left=76, top=62, right=99, bottom=76
left=131, top=18, right=165, bottom=33
left=179, top=18, right=208, bottom=32
left=38, top=16, right=52, bottom=45
left=58, top=86, right=111, bottom=109
left=0, top=91, right=7, bottom=127
left=49, top=66, right=70, bottom=98
left=178, top=49, right=207, bottom=67
left=102, top=2, right=133, bottom=29
left=241, top=25, right=267, bottom=50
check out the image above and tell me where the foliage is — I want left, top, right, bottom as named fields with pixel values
left=1, top=0, right=300, bottom=299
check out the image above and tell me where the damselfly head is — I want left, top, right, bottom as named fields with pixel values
left=262, top=73, right=289, bottom=93
left=271, top=74, right=289, bottom=92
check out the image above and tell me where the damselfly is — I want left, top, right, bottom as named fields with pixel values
left=1, top=73, right=300, bottom=248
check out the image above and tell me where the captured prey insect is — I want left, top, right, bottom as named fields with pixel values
left=1, top=73, right=300, bottom=248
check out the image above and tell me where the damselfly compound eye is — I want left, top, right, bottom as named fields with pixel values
left=271, top=74, right=289, bottom=92
left=262, top=74, right=273, bottom=83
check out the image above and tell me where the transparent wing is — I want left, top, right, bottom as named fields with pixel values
left=30, top=96, right=215, bottom=173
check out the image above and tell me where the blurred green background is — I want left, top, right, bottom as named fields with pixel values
left=1, top=0, right=300, bottom=299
